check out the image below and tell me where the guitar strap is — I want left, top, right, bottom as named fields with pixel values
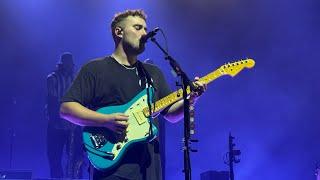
left=136, top=61, right=156, bottom=138
left=136, top=61, right=153, bottom=89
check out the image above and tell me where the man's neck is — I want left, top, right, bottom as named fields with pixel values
left=112, top=45, right=137, bottom=66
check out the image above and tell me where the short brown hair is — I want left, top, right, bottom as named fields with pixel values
left=111, top=9, right=147, bottom=43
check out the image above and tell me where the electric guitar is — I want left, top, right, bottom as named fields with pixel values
left=82, top=58, right=255, bottom=171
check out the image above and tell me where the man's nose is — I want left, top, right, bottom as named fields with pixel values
left=142, top=29, right=147, bottom=36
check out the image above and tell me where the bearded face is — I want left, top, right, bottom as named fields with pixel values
left=118, top=16, right=148, bottom=55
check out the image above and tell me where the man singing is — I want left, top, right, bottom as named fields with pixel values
left=60, top=9, right=206, bottom=180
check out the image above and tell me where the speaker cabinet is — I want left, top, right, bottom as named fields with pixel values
left=0, top=170, right=32, bottom=179
left=200, top=170, right=229, bottom=180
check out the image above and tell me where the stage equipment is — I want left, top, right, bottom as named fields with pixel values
left=200, top=170, right=229, bottom=180
left=148, top=28, right=254, bottom=180
left=0, top=170, right=32, bottom=179
left=224, top=133, right=241, bottom=180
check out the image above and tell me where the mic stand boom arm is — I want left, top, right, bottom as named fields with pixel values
left=150, top=37, right=196, bottom=180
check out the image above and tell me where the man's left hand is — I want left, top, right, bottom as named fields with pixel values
left=189, top=76, right=207, bottom=103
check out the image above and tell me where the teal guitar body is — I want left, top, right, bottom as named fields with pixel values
left=82, top=88, right=158, bottom=171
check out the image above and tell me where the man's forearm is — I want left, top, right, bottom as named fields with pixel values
left=163, top=99, right=185, bottom=123
left=60, top=102, right=109, bottom=127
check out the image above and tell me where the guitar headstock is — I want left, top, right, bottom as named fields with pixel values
left=219, top=58, right=255, bottom=77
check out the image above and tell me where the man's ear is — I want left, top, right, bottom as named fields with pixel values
left=115, top=27, right=123, bottom=38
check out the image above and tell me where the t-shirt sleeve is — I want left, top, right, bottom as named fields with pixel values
left=61, top=64, right=95, bottom=107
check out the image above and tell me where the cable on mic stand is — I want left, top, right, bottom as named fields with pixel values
left=143, top=27, right=199, bottom=180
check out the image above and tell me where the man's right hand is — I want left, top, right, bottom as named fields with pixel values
left=104, top=113, right=129, bottom=134
left=60, top=102, right=130, bottom=132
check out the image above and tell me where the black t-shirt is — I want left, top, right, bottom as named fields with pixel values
left=61, top=56, right=171, bottom=180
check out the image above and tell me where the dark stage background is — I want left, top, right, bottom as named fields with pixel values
left=0, top=0, right=319, bottom=179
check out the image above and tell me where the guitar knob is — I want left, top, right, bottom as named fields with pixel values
left=116, top=144, right=122, bottom=150
left=124, top=137, right=128, bottom=143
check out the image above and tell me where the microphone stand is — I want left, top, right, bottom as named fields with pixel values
left=228, top=133, right=241, bottom=180
left=150, top=37, right=197, bottom=180
left=228, top=134, right=235, bottom=180
left=9, top=128, right=15, bottom=168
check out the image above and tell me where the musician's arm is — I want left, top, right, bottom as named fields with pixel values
left=163, top=77, right=206, bottom=123
left=60, top=102, right=112, bottom=127
left=47, top=75, right=60, bottom=120
left=60, top=102, right=128, bottom=130
left=163, top=99, right=184, bottom=123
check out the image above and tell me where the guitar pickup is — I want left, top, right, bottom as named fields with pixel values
left=133, top=112, right=146, bottom=125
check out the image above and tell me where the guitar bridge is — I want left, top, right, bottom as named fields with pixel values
left=90, top=134, right=107, bottom=149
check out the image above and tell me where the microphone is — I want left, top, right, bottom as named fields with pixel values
left=140, top=27, right=160, bottom=44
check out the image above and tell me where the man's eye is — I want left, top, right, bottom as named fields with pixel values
left=134, top=25, right=142, bottom=30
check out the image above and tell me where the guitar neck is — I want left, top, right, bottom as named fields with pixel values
left=142, top=68, right=225, bottom=117
left=142, top=58, right=255, bottom=117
